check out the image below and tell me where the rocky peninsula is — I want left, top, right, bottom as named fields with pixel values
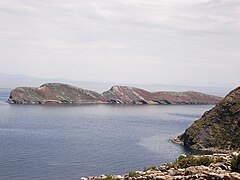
left=175, top=86, right=240, bottom=152
left=7, top=83, right=222, bottom=105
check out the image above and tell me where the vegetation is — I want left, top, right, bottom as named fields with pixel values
left=142, top=154, right=223, bottom=172
left=178, top=87, right=240, bottom=151
left=95, top=176, right=114, bottom=180
left=128, top=171, right=141, bottom=177
left=176, top=154, right=213, bottom=168
left=231, top=155, right=240, bottom=173
left=103, top=176, right=114, bottom=180
left=215, top=157, right=225, bottom=163
left=143, top=166, right=158, bottom=172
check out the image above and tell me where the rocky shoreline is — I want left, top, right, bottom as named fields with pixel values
left=171, top=138, right=235, bottom=155
left=82, top=153, right=240, bottom=180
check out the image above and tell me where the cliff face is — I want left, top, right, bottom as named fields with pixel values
left=102, top=86, right=222, bottom=105
left=178, top=86, right=240, bottom=151
left=7, top=83, right=106, bottom=104
left=7, top=83, right=222, bottom=105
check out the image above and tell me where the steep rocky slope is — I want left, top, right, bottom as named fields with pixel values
left=177, top=86, right=240, bottom=151
left=102, top=86, right=222, bottom=105
left=7, top=83, right=106, bottom=104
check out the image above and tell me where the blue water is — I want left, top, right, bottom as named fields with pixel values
left=0, top=90, right=213, bottom=180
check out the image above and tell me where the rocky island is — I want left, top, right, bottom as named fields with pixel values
left=7, top=83, right=222, bottom=105
left=7, top=83, right=106, bottom=104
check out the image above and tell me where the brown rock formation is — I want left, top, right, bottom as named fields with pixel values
left=7, top=84, right=222, bottom=105
left=7, top=83, right=106, bottom=104
left=102, top=86, right=222, bottom=105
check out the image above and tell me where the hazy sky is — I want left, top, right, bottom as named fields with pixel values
left=0, top=0, right=239, bottom=86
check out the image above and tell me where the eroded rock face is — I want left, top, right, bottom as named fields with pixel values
left=7, top=83, right=107, bottom=104
left=102, top=86, right=222, bottom=105
left=178, top=86, right=240, bottom=151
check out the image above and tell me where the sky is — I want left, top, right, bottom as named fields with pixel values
left=0, top=0, right=239, bottom=87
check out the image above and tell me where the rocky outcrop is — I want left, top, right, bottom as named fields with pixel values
left=153, top=91, right=222, bottom=105
left=102, top=86, right=160, bottom=104
left=177, top=86, right=240, bottom=151
left=102, top=86, right=222, bottom=105
left=83, top=153, right=240, bottom=180
left=7, top=83, right=222, bottom=105
left=7, top=83, right=106, bottom=104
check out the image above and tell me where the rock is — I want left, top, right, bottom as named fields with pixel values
left=233, top=152, right=240, bottom=156
left=87, top=153, right=240, bottom=180
left=208, top=172, right=225, bottom=179
left=115, top=175, right=124, bottom=179
left=230, top=172, right=240, bottom=179
left=7, top=83, right=107, bottom=104
left=102, top=86, right=222, bottom=105
left=177, top=86, right=240, bottom=151
left=81, top=177, right=88, bottom=180
left=7, top=83, right=222, bottom=105
left=154, top=176, right=165, bottom=180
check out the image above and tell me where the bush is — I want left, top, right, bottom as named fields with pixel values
left=177, top=154, right=213, bottom=168
left=96, top=176, right=113, bottom=180
left=231, top=155, right=240, bottom=173
left=128, top=171, right=141, bottom=177
left=144, top=166, right=158, bottom=171
left=215, top=157, right=225, bottom=163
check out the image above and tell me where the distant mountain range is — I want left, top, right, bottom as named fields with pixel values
left=0, top=73, right=233, bottom=97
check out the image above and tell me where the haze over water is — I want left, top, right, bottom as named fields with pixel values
left=0, top=90, right=213, bottom=179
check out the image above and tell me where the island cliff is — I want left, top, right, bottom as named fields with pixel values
left=7, top=83, right=222, bottom=105
left=177, top=86, right=240, bottom=151
left=7, top=83, right=106, bottom=104
left=103, top=86, right=222, bottom=105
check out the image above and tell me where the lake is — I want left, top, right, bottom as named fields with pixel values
left=0, top=90, right=213, bottom=180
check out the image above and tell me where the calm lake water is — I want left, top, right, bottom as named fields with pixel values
left=0, top=90, right=213, bottom=180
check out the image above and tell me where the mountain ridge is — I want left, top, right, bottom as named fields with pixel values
left=8, top=83, right=222, bottom=105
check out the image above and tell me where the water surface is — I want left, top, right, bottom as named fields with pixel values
left=0, top=90, right=212, bottom=180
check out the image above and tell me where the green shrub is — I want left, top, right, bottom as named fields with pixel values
left=96, top=176, right=114, bottom=180
left=215, top=157, right=225, bottom=163
left=144, top=166, right=158, bottom=171
left=231, top=155, right=240, bottom=173
left=177, top=154, right=213, bottom=168
left=128, top=171, right=141, bottom=177
left=104, top=176, right=114, bottom=180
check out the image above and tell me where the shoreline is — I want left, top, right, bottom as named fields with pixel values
left=171, top=137, right=236, bottom=155
left=82, top=153, right=240, bottom=180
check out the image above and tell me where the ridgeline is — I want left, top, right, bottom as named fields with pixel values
left=7, top=83, right=222, bottom=105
